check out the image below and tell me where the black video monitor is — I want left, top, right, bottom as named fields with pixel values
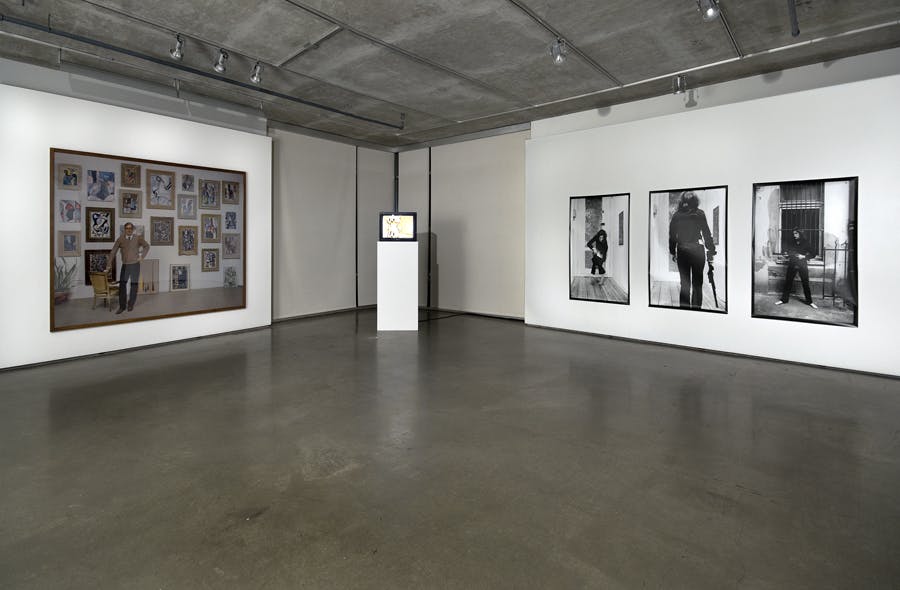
left=379, top=212, right=417, bottom=241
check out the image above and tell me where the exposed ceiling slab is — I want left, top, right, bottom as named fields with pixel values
left=1, top=0, right=899, bottom=147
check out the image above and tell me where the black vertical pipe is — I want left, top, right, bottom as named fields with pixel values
left=426, top=148, right=432, bottom=309
left=354, top=147, right=359, bottom=308
left=787, top=0, right=800, bottom=37
left=393, top=152, right=399, bottom=212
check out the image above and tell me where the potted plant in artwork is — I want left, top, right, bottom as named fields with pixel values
left=54, top=257, right=78, bottom=304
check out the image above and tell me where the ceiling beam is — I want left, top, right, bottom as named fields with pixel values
left=0, top=13, right=405, bottom=130
left=281, top=0, right=533, bottom=108
left=504, top=0, right=623, bottom=87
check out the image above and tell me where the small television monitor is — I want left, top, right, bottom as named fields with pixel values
left=379, top=212, right=417, bottom=241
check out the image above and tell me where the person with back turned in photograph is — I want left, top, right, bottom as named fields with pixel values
left=586, top=224, right=608, bottom=276
left=669, top=191, right=715, bottom=309
left=776, top=228, right=818, bottom=309
left=106, top=222, right=150, bottom=314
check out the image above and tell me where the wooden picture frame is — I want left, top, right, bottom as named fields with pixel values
left=57, top=200, right=82, bottom=224
left=201, top=213, right=221, bottom=243
left=85, top=207, right=115, bottom=242
left=121, top=163, right=141, bottom=188
left=201, top=248, right=220, bottom=272
left=177, top=194, right=197, bottom=219
left=84, top=249, right=116, bottom=284
left=222, top=233, right=241, bottom=259
left=223, top=181, right=240, bottom=205
left=51, top=148, right=246, bottom=332
left=170, top=264, right=190, bottom=291
left=57, top=230, right=81, bottom=257
left=120, top=190, right=142, bottom=218
left=56, top=163, right=83, bottom=190
left=198, top=179, right=221, bottom=209
left=149, top=216, right=174, bottom=246
left=146, top=169, right=176, bottom=210
left=86, top=169, right=116, bottom=203
left=178, top=225, right=198, bottom=256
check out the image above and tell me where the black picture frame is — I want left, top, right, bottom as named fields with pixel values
left=648, top=185, right=728, bottom=314
left=379, top=212, right=417, bottom=241
left=568, top=193, right=630, bottom=305
left=751, top=176, right=858, bottom=327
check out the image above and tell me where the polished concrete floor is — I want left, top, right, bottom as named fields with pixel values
left=1, top=310, right=899, bottom=589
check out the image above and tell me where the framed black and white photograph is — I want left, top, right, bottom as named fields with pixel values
left=752, top=177, right=858, bottom=327
left=649, top=186, right=727, bottom=313
left=569, top=194, right=629, bottom=304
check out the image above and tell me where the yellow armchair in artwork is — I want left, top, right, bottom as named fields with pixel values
left=89, top=272, right=119, bottom=311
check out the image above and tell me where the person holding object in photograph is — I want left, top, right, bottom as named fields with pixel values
left=669, top=191, right=715, bottom=309
left=107, top=222, right=150, bottom=314
left=586, top=225, right=608, bottom=275
left=776, top=228, right=818, bottom=309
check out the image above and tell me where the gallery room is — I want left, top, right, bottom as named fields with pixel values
left=1, top=1, right=899, bottom=588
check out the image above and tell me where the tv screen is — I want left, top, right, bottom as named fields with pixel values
left=379, top=212, right=417, bottom=241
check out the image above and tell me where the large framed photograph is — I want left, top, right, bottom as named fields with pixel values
left=569, top=194, right=629, bottom=304
left=649, top=186, right=727, bottom=313
left=51, top=148, right=246, bottom=332
left=752, top=177, right=858, bottom=327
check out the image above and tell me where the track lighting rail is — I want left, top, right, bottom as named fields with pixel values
left=0, top=13, right=405, bottom=130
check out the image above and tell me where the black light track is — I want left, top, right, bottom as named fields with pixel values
left=0, top=13, right=405, bottom=130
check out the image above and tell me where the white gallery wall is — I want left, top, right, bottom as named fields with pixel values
left=357, top=148, right=395, bottom=306
left=429, top=132, right=528, bottom=318
left=525, top=72, right=900, bottom=376
left=398, top=148, right=430, bottom=307
left=271, top=127, right=356, bottom=319
left=0, top=85, right=272, bottom=369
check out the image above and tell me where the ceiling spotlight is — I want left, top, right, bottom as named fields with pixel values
left=673, top=74, right=686, bottom=95
left=250, top=61, right=262, bottom=84
left=697, top=0, right=720, bottom=21
left=169, top=34, right=183, bottom=61
left=213, top=49, right=229, bottom=74
left=550, top=38, right=568, bottom=65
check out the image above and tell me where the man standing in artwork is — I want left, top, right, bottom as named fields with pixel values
left=107, top=222, right=150, bottom=314
left=775, top=228, right=818, bottom=309
left=669, top=191, right=715, bottom=309
left=586, top=224, right=608, bottom=276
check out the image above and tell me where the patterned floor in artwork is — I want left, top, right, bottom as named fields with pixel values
left=570, top=276, right=628, bottom=303
left=650, top=280, right=726, bottom=312
left=53, top=287, right=244, bottom=329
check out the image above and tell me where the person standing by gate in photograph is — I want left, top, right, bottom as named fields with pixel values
left=776, top=228, right=818, bottom=309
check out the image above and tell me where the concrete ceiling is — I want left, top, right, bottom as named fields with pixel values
left=1, top=0, right=899, bottom=147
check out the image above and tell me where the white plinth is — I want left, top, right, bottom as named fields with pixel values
left=377, top=241, right=419, bottom=331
